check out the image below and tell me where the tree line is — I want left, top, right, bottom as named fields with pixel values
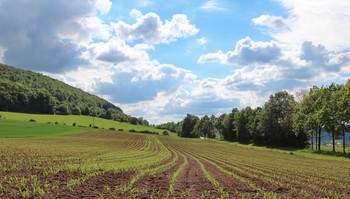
left=0, top=63, right=149, bottom=126
left=158, top=80, right=350, bottom=153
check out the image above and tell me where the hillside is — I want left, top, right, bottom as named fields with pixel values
left=0, top=63, right=132, bottom=122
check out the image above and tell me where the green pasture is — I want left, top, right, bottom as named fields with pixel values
left=0, top=119, right=91, bottom=138
left=0, top=111, right=168, bottom=135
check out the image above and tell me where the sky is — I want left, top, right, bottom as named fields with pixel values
left=0, top=0, right=350, bottom=124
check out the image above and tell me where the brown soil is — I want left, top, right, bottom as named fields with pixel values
left=44, top=171, right=134, bottom=199
left=173, top=154, right=218, bottom=198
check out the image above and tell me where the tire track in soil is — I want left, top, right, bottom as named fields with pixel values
left=173, top=154, right=218, bottom=198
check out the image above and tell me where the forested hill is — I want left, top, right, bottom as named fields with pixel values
left=0, top=63, right=131, bottom=122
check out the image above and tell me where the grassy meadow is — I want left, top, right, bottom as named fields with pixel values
left=0, top=119, right=92, bottom=138
left=0, top=111, right=170, bottom=135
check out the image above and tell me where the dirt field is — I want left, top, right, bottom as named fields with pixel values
left=0, top=131, right=350, bottom=198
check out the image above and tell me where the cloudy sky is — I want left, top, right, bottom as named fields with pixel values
left=1, top=0, right=350, bottom=124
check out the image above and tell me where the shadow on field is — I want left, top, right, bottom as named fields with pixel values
left=312, top=150, right=350, bottom=158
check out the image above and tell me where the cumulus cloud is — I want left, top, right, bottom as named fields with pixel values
left=112, top=10, right=199, bottom=44
left=88, top=39, right=149, bottom=63
left=197, top=37, right=350, bottom=114
left=198, top=37, right=283, bottom=65
left=263, top=0, right=350, bottom=51
left=252, top=14, right=287, bottom=28
left=0, top=0, right=111, bottom=72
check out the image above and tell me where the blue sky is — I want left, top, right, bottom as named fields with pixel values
left=0, top=0, right=350, bottom=124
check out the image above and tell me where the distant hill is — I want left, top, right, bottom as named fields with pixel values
left=0, top=63, right=138, bottom=123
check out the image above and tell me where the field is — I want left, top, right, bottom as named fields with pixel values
left=0, top=119, right=93, bottom=138
left=1, top=120, right=350, bottom=198
left=0, top=112, right=167, bottom=135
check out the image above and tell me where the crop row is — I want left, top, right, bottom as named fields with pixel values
left=1, top=132, right=350, bottom=198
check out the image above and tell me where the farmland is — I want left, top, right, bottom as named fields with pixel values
left=0, top=112, right=167, bottom=135
left=1, top=124, right=350, bottom=198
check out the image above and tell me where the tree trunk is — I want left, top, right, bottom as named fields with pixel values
left=311, top=131, right=314, bottom=150
left=332, top=130, right=335, bottom=152
left=315, top=129, right=318, bottom=150
left=343, top=128, right=346, bottom=154
left=318, top=127, right=321, bottom=151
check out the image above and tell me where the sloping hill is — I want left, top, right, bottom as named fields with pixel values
left=0, top=63, right=131, bottom=122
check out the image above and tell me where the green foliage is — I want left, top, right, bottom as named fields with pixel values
left=0, top=63, right=130, bottom=122
left=178, top=114, right=199, bottom=138
left=234, top=107, right=253, bottom=143
left=193, top=115, right=215, bottom=138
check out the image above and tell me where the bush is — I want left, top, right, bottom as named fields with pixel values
left=163, top=131, right=169, bottom=136
left=129, top=129, right=136, bottom=132
left=55, top=122, right=59, bottom=125
left=29, top=119, right=36, bottom=122
left=72, top=122, right=76, bottom=127
left=109, top=127, right=116, bottom=130
left=118, top=129, right=124, bottom=131
left=93, top=126, right=99, bottom=129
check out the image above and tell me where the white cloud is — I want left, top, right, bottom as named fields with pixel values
left=265, top=0, right=350, bottom=51
left=197, top=37, right=350, bottom=115
left=197, top=37, right=207, bottom=45
left=95, top=0, right=112, bottom=15
left=200, top=0, right=226, bottom=11
left=252, top=14, right=287, bottom=28
left=0, top=0, right=110, bottom=72
left=112, top=10, right=199, bottom=44
left=198, top=37, right=283, bottom=65
left=90, top=39, right=149, bottom=63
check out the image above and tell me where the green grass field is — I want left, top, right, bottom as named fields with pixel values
left=0, top=111, right=171, bottom=135
left=0, top=119, right=93, bottom=138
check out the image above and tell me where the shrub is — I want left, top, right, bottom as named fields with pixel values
left=129, top=129, right=136, bottom=132
left=109, top=127, right=116, bottom=130
left=73, top=122, right=76, bottom=127
left=55, top=122, right=59, bottom=125
left=163, top=131, right=169, bottom=136
left=29, top=119, right=36, bottom=122
left=93, top=126, right=99, bottom=129
left=118, top=129, right=124, bottom=131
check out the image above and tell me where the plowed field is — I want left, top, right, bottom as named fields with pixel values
left=1, top=131, right=349, bottom=198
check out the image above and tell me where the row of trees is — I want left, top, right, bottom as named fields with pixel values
left=158, top=80, right=350, bottom=152
left=294, top=81, right=350, bottom=153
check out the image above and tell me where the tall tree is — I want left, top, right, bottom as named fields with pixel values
left=221, top=108, right=238, bottom=141
left=193, top=115, right=215, bottom=138
left=293, top=86, right=323, bottom=150
left=179, top=114, right=199, bottom=138
left=234, top=107, right=253, bottom=143
left=259, top=91, right=306, bottom=147
left=319, top=84, right=342, bottom=152
left=338, top=80, right=350, bottom=154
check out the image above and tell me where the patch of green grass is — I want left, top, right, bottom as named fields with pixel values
left=0, top=111, right=169, bottom=135
left=0, top=119, right=91, bottom=138
left=216, top=140, right=350, bottom=161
